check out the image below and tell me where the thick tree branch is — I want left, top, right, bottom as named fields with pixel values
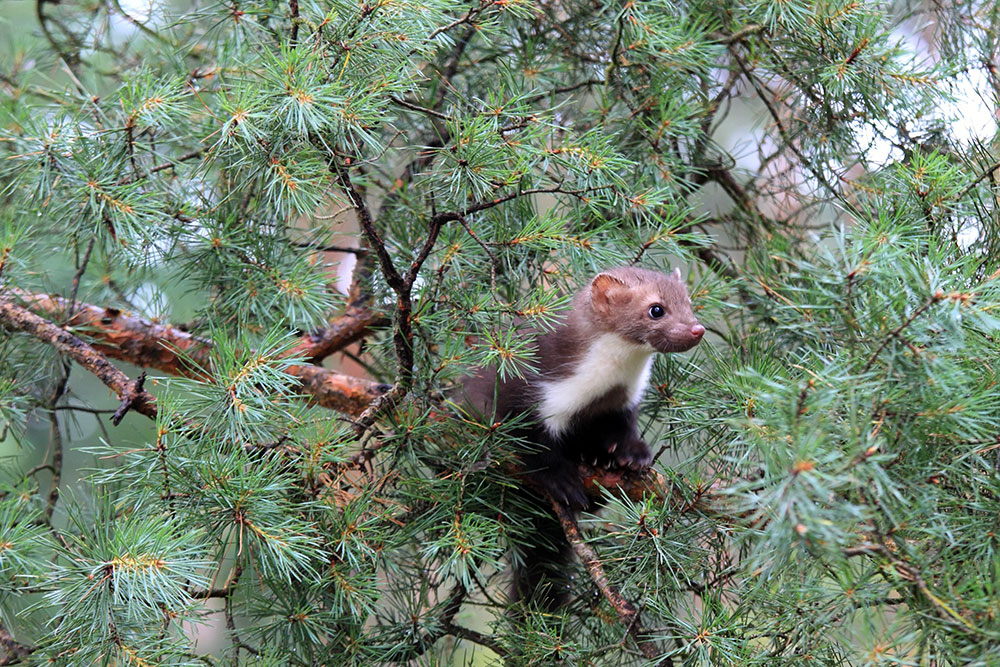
left=290, top=363, right=391, bottom=415
left=0, top=295, right=158, bottom=420
left=292, top=304, right=389, bottom=364
left=1, top=289, right=719, bottom=505
left=3, top=288, right=722, bottom=503
left=3, top=290, right=387, bottom=416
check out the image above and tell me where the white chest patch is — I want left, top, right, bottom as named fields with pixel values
left=537, top=333, right=655, bottom=437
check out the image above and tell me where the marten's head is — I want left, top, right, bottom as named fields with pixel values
left=588, top=267, right=705, bottom=353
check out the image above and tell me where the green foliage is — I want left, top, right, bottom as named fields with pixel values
left=0, top=491, right=52, bottom=612
left=1, top=0, right=1000, bottom=664
left=168, top=327, right=308, bottom=443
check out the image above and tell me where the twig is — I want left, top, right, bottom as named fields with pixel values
left=862, top=293, right=942, bottom=373
left=289, top=240, right=367, bottom=255
left=224, top=565, right=257, bottom=660
left=550, top=498, right=662, bottom=661
left=108, top=0, right=177, bottom=46
left=728, top=44, right=843, bottom=203
left=111, top=371, right=149, bottom=425
left=426, top=1, right=493, bottom=42
left=955, top=158, right=1000, bottom=201
left=69, top=236, right=96, bottom=307
left=379, top=25, right=476, bottom=219
left=710, top=24, right=764, bottom=45
left=36, top=0, right=83, bottom=77
left=522, top=78, right=604, bottom=106
left=391, top=96, right=451, bottom=121
left=44, top=367, right=70, bottom=522
left=22, top=463, right=55, bottom=479
left=678, top=236, right=739, bottom=280
left=604, top=5, right=627, bottom=88
left=331, top=160, right=405, bottom=293
left=404, top=215, right=445, bottom=289
left=433, top=184, right=613, bottom=226
left=843, top=541, right=977, bottom=631
left=115, top=149, right=204, bottom=186
left=454, top=214, right=498, bottom=291
left=705, top=164, right=773, bottom=234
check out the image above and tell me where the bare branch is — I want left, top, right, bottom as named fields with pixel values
left=0, top=295, right=158, bottom=421
left=293, top=305, right=389, bottom=363
left=4, top=290, right=387, bottom=416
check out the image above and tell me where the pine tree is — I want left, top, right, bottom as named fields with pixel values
left=2, top=0, right=1000, bottom=664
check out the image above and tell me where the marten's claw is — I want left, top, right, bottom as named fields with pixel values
left=610, top=437, right=652, bottom=471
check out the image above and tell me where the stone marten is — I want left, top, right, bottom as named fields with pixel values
left=460, top=266, right=705, bottom=607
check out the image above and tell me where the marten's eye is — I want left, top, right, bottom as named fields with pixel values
left=648, top=304, right=665, bottom=319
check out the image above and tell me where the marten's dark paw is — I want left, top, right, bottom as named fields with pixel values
left=535, top=467, right=589, bottom=509
left=607, top=437, right=652, bottom=471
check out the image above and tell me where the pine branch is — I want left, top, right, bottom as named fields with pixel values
left=843, top=541, right=977, bottom=632
left=426, top=1, right=497, bottom=42
left=393, top=582, right=509, bottom=659
left=728, top=42, right=843, bottom=202
left=331, top=160, right=405, bottom=294
left=68, top=236, right=95, bottom=306
left=710, top=24, right=764, bottom=45
left=430, top=184, right=615, bottom=228
left=288, top=240, right=367, bottom=255
left=955, top=158, right=1000, bottom=200
left=390, top=96, right=451, bottom=122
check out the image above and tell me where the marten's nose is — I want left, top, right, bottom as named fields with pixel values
left=690, top=324, right=705, bottom=339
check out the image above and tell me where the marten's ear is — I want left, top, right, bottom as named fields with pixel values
left=671, top=267, right=682, bottom=280
left=591, top=273, right=629, bottom=315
